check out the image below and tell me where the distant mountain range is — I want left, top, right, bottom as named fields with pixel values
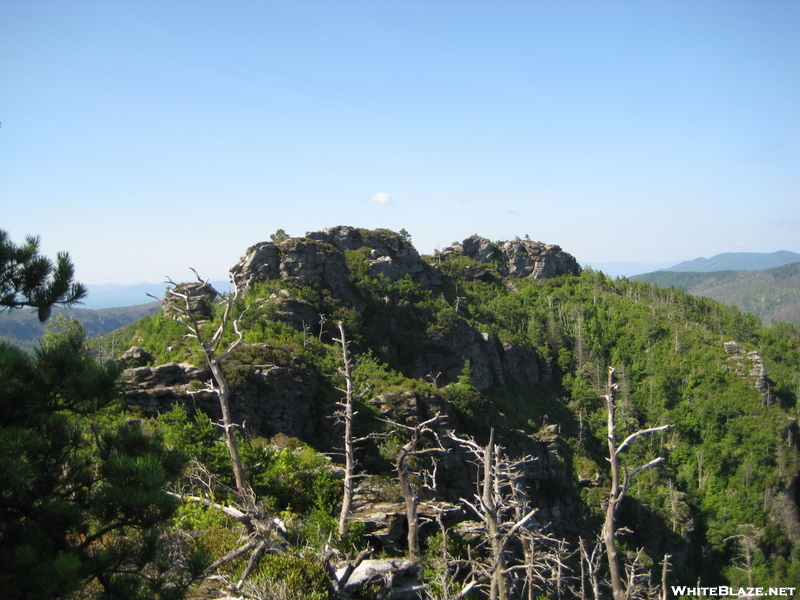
left=658, top=250, right=800, bottom=273
left=583, top=260, right=680, bottom=278
left=633, top=262, right=800, bottom=328
left=0, top=280, right=232, bottom=351
left=0, top=303, right=160, bottom=353
left=589, top=251, right=800, bottom=278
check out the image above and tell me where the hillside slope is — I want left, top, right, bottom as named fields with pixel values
left=0, top=302, right=159, bottom=352
left=102, top=226, right=800, bottom=593
left=632, top=262, right=800, bottom=327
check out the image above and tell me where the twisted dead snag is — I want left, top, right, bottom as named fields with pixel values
left=149, top=270, right=248, bottom=496
left=152, top=272, right=291, bottom=593
left=333, top=321, right=375, bottom=537
left=450, top=428, right=539, bottom=600
left=377, top=412, right=445, bottom=560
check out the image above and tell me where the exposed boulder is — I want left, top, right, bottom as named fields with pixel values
left=724, top=341, right=775, bottom=406
left=120, top=344, right=331, bottom=445
left=434, top=234, right=580, bottom=281
left=162, top=282, right=219, bottom=321
left=231, top=226, right=443, bottom=298
left=499, top=239, right=580, bottom=279
left=120, top=362, right=212, bottom=415
left=119, top=346, right=153, bottom=367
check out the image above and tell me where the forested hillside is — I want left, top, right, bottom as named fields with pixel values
left=6, top=227, right=800, bottom=599
left=0, top=302, right=159, bottom=353
left=633, top=262, right=800, bottom=328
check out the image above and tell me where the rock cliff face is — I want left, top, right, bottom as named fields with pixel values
left=724, top=341, right=775, bottom=406
left=230, top=227, right=580, bottom=296
left=120, top=227, right=585, bottom=545
left=120, top=347, right=582, bottom=543
left=229, top=226, right=443, bottom=303
left=433, top=234, right=581, bottom=281
left=228, top=227, right=575, bottom=391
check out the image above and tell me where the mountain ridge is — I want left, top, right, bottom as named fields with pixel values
left=632, top=262, right=800, bottom=327
left=659, top=250, right=800, bottom=273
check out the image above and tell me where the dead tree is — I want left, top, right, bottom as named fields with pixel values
left=450, top=428, right=539, bottom=600
left=151, top=271, right=248, bottom=495
left=725, top=524, right=764, bottom=589
left=579, top=536, right=604, bottom=600
left=426, top=508, right=481, bottom=600
left=379, top=413, right=444, bottom=559
left=603, top=366, right=671, bottom=600
left=169, top=461, right=290, bottom=594
left=333, top=321, right=374, bottom=537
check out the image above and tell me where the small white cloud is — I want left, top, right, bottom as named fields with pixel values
left=369, top=192, right=392, bottom=205
left=736, top=242, right=745, bottom=247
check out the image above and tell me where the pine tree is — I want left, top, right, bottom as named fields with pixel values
left=0, top=323, right=196, bottom=599
left=0, top=229, right=87, bottom=321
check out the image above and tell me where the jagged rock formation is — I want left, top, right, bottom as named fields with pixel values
left=230, top=226, right=443, bottom=303
left=119, top=227, right=584, bottom=556
left=432, top=234, right=581, bottom=280
left=121, top=361, right=212, bottom=415
left=231, top=227, right=580, bottom=296
left=120, top=358, right=582, bottom=543
left=121, top=344, right=329, bottom=443
left=724, top=340, right=775, bottom=406
left=119, top=346, right=153, bottom=367
left=228, top=227, right=573, bottom=390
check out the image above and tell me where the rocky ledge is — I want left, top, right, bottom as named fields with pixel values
left=230, top=226, right=580, bottom=297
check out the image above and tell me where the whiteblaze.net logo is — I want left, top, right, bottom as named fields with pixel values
left=671, top=586, right=796, bottom=597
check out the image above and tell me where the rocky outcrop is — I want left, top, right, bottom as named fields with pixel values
left=120, top=344, right=329, bottom=443
left=724, top=341, right=775, bottom=406
left=121, top=362, right=212, bottom=415
left=230, top=226, right=443, bottom=298
left=162, top=282, right=219, bottom=321
left=231, top=236, right=357, bottom=305
left=307, top=226, right=443, bottom=288
left=432, top=234, right=581, bottom=281
left=119, top=346, right=153, bottom=367
left=232, top=227, right=580, bottom=298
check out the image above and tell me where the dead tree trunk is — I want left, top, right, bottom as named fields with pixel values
left=450, top=428, right=538, bottom=600
left=379, top=413, right=443, bottom=559
left=602, top=366, right=671, bottom=600
left=153, top=271, right=248, bottom=495
left=333, top=321, right=377, bottom=538
left=335, top=321, right=357, bottom=537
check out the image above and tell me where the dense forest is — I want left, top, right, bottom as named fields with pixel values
left=633, top=263, right=800, bottom=328
left=3, top=227, right=800, bottom=599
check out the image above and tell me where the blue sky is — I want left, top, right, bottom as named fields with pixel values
left=1, top=0, right=798, bottom=284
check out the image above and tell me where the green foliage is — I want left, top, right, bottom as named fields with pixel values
left=0, top=229, right=87, bottom=322
left=118, top=231, right=800, bottom=589
left=246, top=440, right=338, bottom=516
left=158, top=404, right=232, bottom=480
left=132, top=310, right=201, bottom=364
left=633, top=263, right=800, bottom=328
left=270, top=228, right=288, bottom=243
left=247, top=552, right=328, bottom=600
left=0, top=326, right=193, bottom=599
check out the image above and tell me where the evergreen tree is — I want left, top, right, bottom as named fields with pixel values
left=0, top=229, right=87, bottom=321
left=0, top=323, right=196, bottom=599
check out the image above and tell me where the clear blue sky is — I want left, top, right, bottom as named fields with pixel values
left=2, top=0, right=798, bottom=284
